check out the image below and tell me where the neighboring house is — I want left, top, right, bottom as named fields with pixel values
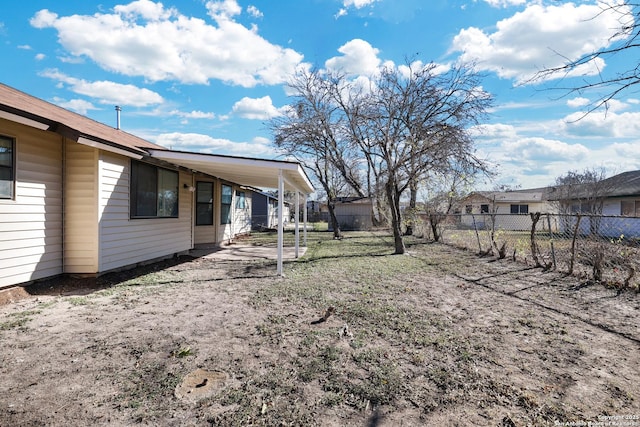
left=459, top=190, right=555, bottom=231
left=329, top=197, right=374, bottom=231
left=250, top=189, right=290, bottom=230
left=0, top=83, right=313, bottom=288
left=546, top=170, right=640, bottom=237
left=546, top=170, right=640, bottom=216
left=458, top=171, right=640, bottom=236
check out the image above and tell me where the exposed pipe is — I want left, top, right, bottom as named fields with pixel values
left=115, top=105, right=121, bottom=130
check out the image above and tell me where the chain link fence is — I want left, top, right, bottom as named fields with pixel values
left=415, top=213, right=640, bottom=292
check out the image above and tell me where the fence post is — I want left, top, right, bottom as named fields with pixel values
left=547, top=213, right=556, bottom=270
left=472, top=214, right=482, bottom=253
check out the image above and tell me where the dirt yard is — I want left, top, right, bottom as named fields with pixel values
left=1, top=231, right=638, bottom=426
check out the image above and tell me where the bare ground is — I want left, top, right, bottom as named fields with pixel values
left=0, top=232, right=638, bottom=426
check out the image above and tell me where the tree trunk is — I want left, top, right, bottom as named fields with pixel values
left=429, top=213, right=441, bottom=241
left=327, top=199, right=342, bottom=239
left=404, top=178, right=418, bottom=236
left=386, top=180, right=405, bottom=254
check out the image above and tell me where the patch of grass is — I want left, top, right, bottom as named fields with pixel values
left=173, top=346, right=194, bottom=358
left=212, top=365, right=317, bottom=426
left=67, top=296, right=92, bottom=306
left=0, top=309, right=41, bottom=330
left=110, top=358, right=182, bottom=423
left=296, top=343, right=343, bottom=383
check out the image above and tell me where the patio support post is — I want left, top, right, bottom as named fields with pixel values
left=294, top=191, right=300, bottom=258
left=303, top=194, right=308, bottom=246
left=277, top=169, right=284, bottom=276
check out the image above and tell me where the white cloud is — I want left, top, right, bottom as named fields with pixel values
left=482, top=0, right=526, bottom=7
left=247, top=5, right=263, bottom=18
left=35, top=53, right=46, bottom=61
left=52, top=98, right=99, bottom=115
left=231, top=96, right=284, bottom=120
left=344, top=0, right=378, bottom=8
left=566, top=97, right=590, bottom=108
left=17, top=45, right=32, bottom=50
left=29, top=9, right=58, bottom=28
left=502, top=137, right=589, bottom=162
left=40, top=69, right=163, bottom=107
left=562, top=110, right=640, bottom=138
left=205, top=0, right=242, bottom=20
left=472, top=123, right=518, bottom=139
left=567, top=97, right=629, bottom=112
left=325, top=39, right=381, bottom=76
left=450, top=2, right=631, bottom=84
left=611, top=142, right=640, bottom=158
left=154, top=132, right=274, bottom=156
left=168, top=110, right=215, bottom=119
left=114, top=0, right=176, bottom=20
left=30, top=1, right=305, bottom=87
left=472, top=119, right=599, bottom=188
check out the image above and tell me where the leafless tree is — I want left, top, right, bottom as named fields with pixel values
left=531, top=1, right=638, bottom=116
left=550, top=167, right=611, bottom=216
left=355, top=62, right=492, bottom=253
left=421, top=166, right=476, bottom=241
left=549, top=167, right=616, bottom=280
left=271, top=62, right=492, bottom=253
left=270, top=69, right=365, bottom=239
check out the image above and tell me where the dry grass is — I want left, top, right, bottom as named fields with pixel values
left=0, top=231, right=638, bottom=426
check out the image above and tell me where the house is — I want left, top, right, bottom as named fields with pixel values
left=250, top=189, right=291, bottom=230
left=0, top=83, right=313, bottom=288
left=546, top=170, right=640, bottom=237
left=459, top=189, right=555, bottom=231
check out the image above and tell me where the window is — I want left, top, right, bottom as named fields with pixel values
left=235, top=190, right=246, bottom=209
left=130, top=160, right=178, bottom=218
left=0, top=136, right=14, bottom=199
left=510, top=204, right=529, bottom=215
left=621, top=200, right=640, bottom=217
left=221, top=184, right=232, bottom=224
left=196, top=182, right=214, bottom=225
left=480, top=204, right=489, bottom=213
left=465, top=205, right=472, bottom=214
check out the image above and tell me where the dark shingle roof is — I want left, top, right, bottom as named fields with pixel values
left=546, top=170, right=640, bottom=200
left=600, top=170, right=640, bottom=197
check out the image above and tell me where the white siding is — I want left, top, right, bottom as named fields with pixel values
left=234, top=190, right=251, bottom=235
left=0, top=120, right=63, bottom=288
left=98, top=155, right=193, bottom=272
left=218, top=182, right=251, bottom=242
left=64, top=140, right=99, bottom=273
left=602, top=200, right=621, bottom=216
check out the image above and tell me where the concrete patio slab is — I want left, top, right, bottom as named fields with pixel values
left=190, top=244, right=306, bottom=261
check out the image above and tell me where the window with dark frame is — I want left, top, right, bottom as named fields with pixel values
left=0, top=136, right=14, bottom=199
left=196, top=181, right=214, bottom=225
left=510, top=204, right=529, bottom=215
left=465, top=204, right=472, bottom=214
left=480, top=204, right=489, bottom=213
left=221, top=184, right=232, bottom=224
left=130, top=160, right=178, bottom=218
left=621, top=200, right=640, bottom=217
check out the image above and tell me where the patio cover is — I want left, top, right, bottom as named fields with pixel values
left=147, top=149, right=314, bottom=194
left=147, top=149, right=314, bottom=275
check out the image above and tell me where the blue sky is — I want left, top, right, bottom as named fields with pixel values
left=1, top=0, right=639, bottom=190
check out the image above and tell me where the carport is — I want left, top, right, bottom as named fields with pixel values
left=147, top=149, right=314, bottom=275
